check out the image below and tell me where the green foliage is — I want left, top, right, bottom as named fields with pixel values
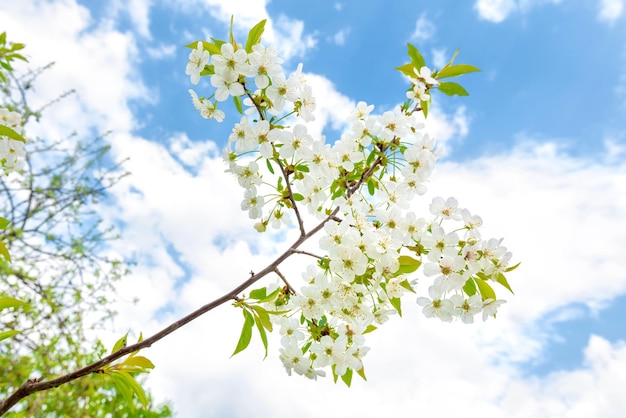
left=245, top=20, right=267, bottom=53
left=395, top=255, right=421, bottom=275
left=436, top=63, right=480, bottom=79
left=396, top=44, right=479, bottom=118
left=232, top=309, right=255, bottom=357
left=0, top=125, right=25, bottom=143
left=406, top=43, right=426, bottom=70
left=437, top=81, right=469, bottom=97
left=98, top=334, right=156, bottom=410
left=0, top=34, right=171, bottom=416
left=0, top=32, right=27, bottom=84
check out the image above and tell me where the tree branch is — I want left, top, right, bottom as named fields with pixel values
left=0, top=208, right=336, bottom=415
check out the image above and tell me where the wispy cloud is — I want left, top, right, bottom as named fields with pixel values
left=411, top=12, right=436, bottom=41
left=332, top=27, right=351, bottom=46
left=474, top=0, right=565, bottom=23
left=175, top=0, right=318, bottom=60
left=474, top=0, right=518, bottom=23
left=598, top=0, right=624, bottom=25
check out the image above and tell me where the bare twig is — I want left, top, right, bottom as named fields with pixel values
left=290, top=249, right=323, bottom=260
left=273, top=268, right=296, bottom=294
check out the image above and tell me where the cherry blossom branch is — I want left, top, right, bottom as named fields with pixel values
left=0, top=203, right=337, bottom=416
left=274, top=157, right=306, bottom=236
left=243, top=86, right=306, bottom=236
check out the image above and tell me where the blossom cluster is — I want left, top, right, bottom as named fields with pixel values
left=0, top=107, right=25, bottom=174
left=185, top=27, right=515, bottom=383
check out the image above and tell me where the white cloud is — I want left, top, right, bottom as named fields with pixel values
left=1, top=0, right=147, bottom=136
left=146, top=43, right=176, bottom=60
left=598, top=0, right=624, bottom=24
left=419, top=104, right=471, bottom=154
left=411, top=12, right=436, bottom=41
left=475, top=0, right=518, bottom=22
left=474, top=0, right=566, bottom=22
left=176, top=0, right=317, bottom=60
left=603, top=137, right=626, bottom=163
left=332, top=27, right=351, bottom=46
left=109, top=0, right=152, bottom=38
left=432, top=47, right=448, bottom=69
left=300, top=73, right=355, bottom=140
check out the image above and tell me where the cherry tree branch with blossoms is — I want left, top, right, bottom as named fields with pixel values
left=183, top=19, right=518, bottom=384
left=0, top=18, right=518, bottom=414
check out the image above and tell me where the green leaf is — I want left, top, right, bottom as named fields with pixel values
left=293, top=193, right=304, bottom=201
left=367, top=178, right=375, bottom=196
left=396, top=255, right=421, bottom=275
left=440, top=48, right=460, bottom=71
left=245, top=20, right=267, bottom=53
left=253, top=313, right=269, bottom=358
left=399, top=278, right=416, bottom=293
left=229, top=15, right=236, bottom=47
left=231, top=309, right=254, bottom=357
left=0, top=330, right=20, bottom=342
left=497, top=273, right=515, bottom=294
left=184, top=40, right=221, bottom=55
left=0, top=242, right=11, bottom=262
left=0, top=217, right=9, bottom=229
left=340, top=367, right=353, bottom=387
left=256, top=287, right=281, bottom=304
left=420, top=99, right=430, bottom=118
left=111, top=333, right=128, bottom=354
left=356, top=366, right=367, bottom=381
left=395, top=63, right=415, bottom=78
left=295, top=164, right=309, bottom=173
left=363, top=324, right=377, bottom=334
left=266, top=159, right=275, bottom=175
left=437, top=81, right=469, bottom=96
left=109, top=372, right=134, bottom=407
left=233, top=96, right=243, bottom=114
left=407, top=43, right=425, bottom=70
left=0, top=297, right=27, bottom=311
left=389, top=297, right=402, bottom=317
left=436, top=64, right=480, bottom=79
left=505, top=261, right=521, bottom=273
left=10, top=43, right=25, bottom=52
left=115, top=371, right=148, bottom=407
left=331, top=188, right=344, bottom=200
left=211, top=38, right=226, bottom=49
left=0, top=125, right=26, bottom=143
left=463, top=277, right=477, bottom=297
left=250, top=305, right=273, bottom=332
left=122, top=356, right=155, bottom=370
left=473, top=277, right=496, bottom=301
left=249, top=287, right=267, bottom=300
left=200, top=65, right=215, bottom=76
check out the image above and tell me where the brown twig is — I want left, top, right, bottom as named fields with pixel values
left=273, top=268, right=296, bottom=294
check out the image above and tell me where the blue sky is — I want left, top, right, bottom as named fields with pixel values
left=2, top=0, right=626, bottom=416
